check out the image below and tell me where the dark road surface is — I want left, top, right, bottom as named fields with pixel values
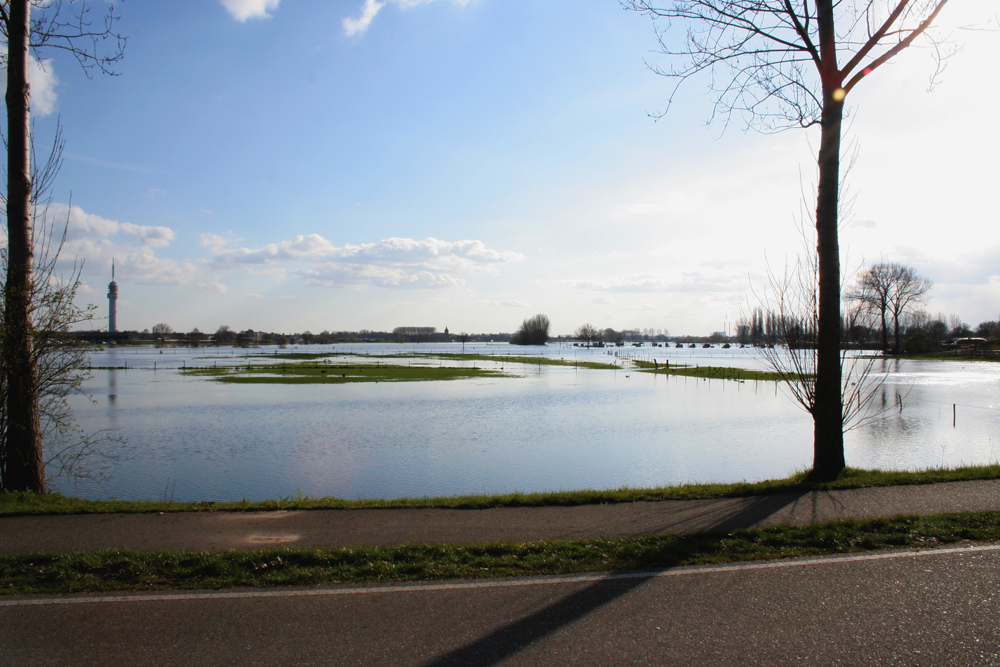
left=3, top=544, right=1000, bottom=666
left=5, top=479, right=1000, bottom=555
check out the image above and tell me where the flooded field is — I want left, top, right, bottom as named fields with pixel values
left=51, top=343, right=1000, bottom=502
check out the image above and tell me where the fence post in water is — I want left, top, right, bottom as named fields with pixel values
left=953, top=404, right=956, bottom=427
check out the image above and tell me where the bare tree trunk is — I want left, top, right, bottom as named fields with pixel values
left=811, top=0, right=845, bottom=481
left=892, top=311, right=902, bottom=354
left=880, top=308, right=889, bottom=352
left=3, top=0, right=44, bottom=493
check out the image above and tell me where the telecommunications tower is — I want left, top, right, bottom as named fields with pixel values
left=108, top=260, right=118, bottom=333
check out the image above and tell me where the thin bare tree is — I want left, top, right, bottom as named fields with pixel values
left=0, top=117, right=116, bottom=488
left=752, top=228, right=890, bottom=435
left=850, top=262, right=932, bottom=353
left=575, top=323, right=600, bottom=347
left=624, top=0, right=952, bottom=479
left=1, top=0, right=125, bottom=492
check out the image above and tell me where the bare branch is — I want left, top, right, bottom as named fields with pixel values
left=0, top=0, right=127, bottom=76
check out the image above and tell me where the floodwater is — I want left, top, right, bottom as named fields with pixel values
left=50, top=343, right=1000, bottom=502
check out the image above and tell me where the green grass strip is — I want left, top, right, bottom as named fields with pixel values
left=631, top=360, right=789, bottom=381
left=5, top=465, right=1000, bottom=516
left=2, top=511, right=998, bottom=595
left=179, top=363, right=509, bottom=384
left=243, top=352, right=357, bottom=360
left=407, top=353, right=619, bottom=370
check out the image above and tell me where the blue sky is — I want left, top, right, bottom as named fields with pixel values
left=16, top=0, right=999, bottom=335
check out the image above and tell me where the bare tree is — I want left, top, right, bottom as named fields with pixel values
left=849, top=262, right=932, bottom=353
left=624, top=0, right=951, bottom=479
left=510, top=314, right=551, bottom=346
left=1, top=127, right=111, bottom=488
left=3, top=217, right=112, bottom=485
left=150, top=323, right=173, bottom=343
left=753, top=230, right=889, bottom=436
left=575, top=323, right=600, bottom=347
left=1, top=0, right=125, bottom=492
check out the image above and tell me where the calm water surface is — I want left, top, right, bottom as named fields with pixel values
left=52, top=344, right=1000, bottom=501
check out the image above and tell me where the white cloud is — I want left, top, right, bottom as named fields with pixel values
left=567, top=272, right=746, bottom=294
left=48, top=203, right=175, bottom=248
left=30, top=56, right=58, bottom=116
left=0, top=47, right=58, bottom=116
left=569, top=275, right=669, bottom=292
left=343, top=0, right=384, bottom=36
left=209, top=234, right=522, bottom=289
left=199, top=233, right=230, bottom=251
left=198, top=282, right=229, bottom=294
left=342, top=0, right=471, bottom=36
left=220, top=0, right=281, bottom=21
left=245, top=293, right=265, bottom=300
left=119, top=222, right=174, bottom=248
left=42, top=203, right=197, bottom=288
left=497, top=299, right=530, bottom=308
left=69, top=237, right=200, bottom=286
left=305, top=266, right=463, bottom=289
left=245, top=266, right=288, bottom=283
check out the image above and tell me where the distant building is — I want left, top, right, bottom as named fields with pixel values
left=107, top=261, right=119, bottom=333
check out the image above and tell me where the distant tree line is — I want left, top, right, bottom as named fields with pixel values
left=737, top=262, right=999, bottom=355
left=573, top=324, right=670, bottom=347
left=118, top=326, right=522, bottom=347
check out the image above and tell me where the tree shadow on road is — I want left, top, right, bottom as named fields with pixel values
left=422, top=490, right=856, bottom=665
left=420, top=571, right=653, bottom=667
left=637, top=489, right=848, bottom=535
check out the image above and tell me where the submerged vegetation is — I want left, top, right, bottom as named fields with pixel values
left=415, top=353, right=618, bottom=370
left=180, top=362, right=509, bottom=384
left=631, top=360, right=787, bottom=382
left=173, top=350, right=783, bottom=385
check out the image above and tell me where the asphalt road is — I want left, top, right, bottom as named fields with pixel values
left=4, top=543, right=999, bottom=666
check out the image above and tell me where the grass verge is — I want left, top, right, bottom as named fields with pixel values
left=4, top=465, right=1000, bottom=516
left=2, top=511, right=998, bottom=595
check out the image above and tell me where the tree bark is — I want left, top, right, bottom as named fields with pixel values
left=2, top=0, right=45, bottom=493
left=811, top=0, right=845, bottom=481
left=880, top=306, right=889, bottom=352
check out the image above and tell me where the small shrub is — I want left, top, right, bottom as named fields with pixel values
left=903, top=332, right=931, bottom=355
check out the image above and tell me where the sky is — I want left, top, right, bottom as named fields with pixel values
left=9, top=0, right=999, bottom=336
